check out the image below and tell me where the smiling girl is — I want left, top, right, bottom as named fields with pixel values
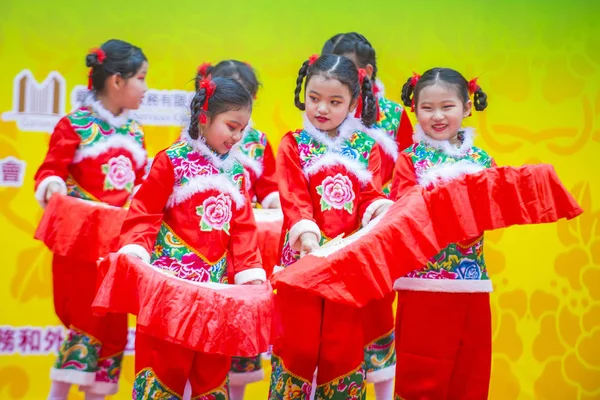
left=391, top=67, right=494, bottom=399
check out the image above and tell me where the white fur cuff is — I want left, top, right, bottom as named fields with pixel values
left=288, top=219, right=321, bottom=251
left=260, top=191, right=280, bottom=209
left=234, top=268, right=267, bottom=285
left=50, top=368, right=95, bottom=386
left=35, top=176, right=67, bottom=208
left=118, top=244, right=151, bottom=264
left=361, top=199, right=393, bottom=227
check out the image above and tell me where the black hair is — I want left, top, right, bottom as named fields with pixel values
left=321, top=32, right=378, bottom=81
left=401, top=67, right=488, bottom=112
left=189, top=77, right=253, bottom=140
left=294, top=54, right=377, bottom=127
left=199, top=60, right=260, bottom=98
left=86, top=39, right=147, bottom=93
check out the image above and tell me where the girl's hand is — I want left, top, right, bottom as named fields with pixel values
left=373, top=202, right=391, bottom=219
left=242, top=279, right=264, bottom=285
left=45, top=182, right=64, bottom=202
left=299, top=232, right=320, bottom=257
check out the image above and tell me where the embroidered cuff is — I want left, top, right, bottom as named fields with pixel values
left=361, top=199, right=393, bottom=227
left=35, top=176, right=67, bottom=208
left=288, top=219, right=321, bottom=251
left=234, top=268, right=267, bottom=285
left=118, top=244, right=150, bottom=264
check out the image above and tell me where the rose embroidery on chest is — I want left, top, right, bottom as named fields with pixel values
left=101, top=155, right=135, bottom=191
left=196, top=193, right=233, bottom=234
left=316, top=173, right=356, bottom=214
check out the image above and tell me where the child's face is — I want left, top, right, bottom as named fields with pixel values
left=203, top=108, right=251, bottom=155
left=415, top=83, right=471, bottom=142
left=305, top=74, right=355, bottom=133
left=118, top=61, right=148, bottom=110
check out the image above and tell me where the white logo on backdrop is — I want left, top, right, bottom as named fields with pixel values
left=0, top=157, right=26, bottom=187
left=1, top=70, right=67, bottom=132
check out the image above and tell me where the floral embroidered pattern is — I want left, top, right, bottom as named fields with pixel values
left=405, top=134, right=493, bottom=177
left=268, top=355, right=312, bottom=399
left=102, top=155, right=135, bottom=191
left=96, top=352, right=123, bottom=383
left=316, top=173, right=356, bottom=214
left=54, top=328, right=100, bottom=373
left=240, top=128, right=267, bottom=162
left=292, top=130, right=375, bottom=172
left=364, top=330, right=396, bottom=374
left=405, top=235, right=488, bottom=281
left=374, top=97, right=402, bottom=140
left=194, top=378, right=230, bottom=400
left=151, top=223, right=228, bottom=283
left=197, top=194, right=233, bottom=234
left=315, top=364, right=366, bottom=400
left=231, top=355, right=262, bottom=373
left=133, top=368, right=180, bottom=400
left=68, top=108, right=144, bottom=147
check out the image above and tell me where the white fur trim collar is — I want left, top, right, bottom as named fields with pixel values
left=417, top=159, right=485, bottom=188
left=302, top=114, right=359, bottom=150
left=374, top=79, right=385, bottom=99
left=303, top=153, right=373, bottom=185
left=233, top=151, right=264, bottom=178
left=180, top=127, right=237, bottom=171
left=242, top=118, right=254, bottom=135
left=352, top=117, right=398, bottom=161
left=83, top=97, right=130, bottom=129
left=413, top=124, right=474, bottom=157
left=72, top=134, right=147, bottom=168
left=166, top=173, right=245, bottom=209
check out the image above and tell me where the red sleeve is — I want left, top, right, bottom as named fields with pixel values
left=34, top=117, right=81, bottom=203
left=358, top=145, right=390, bottom=225
left=390, top=152, right=418, bottom=201
left=396, top=109, right=414, bottom=152
left=118, top=150, right=174, bottom=259
left=277, top=132, right=320, bottom=248
left=254, top=140, right=279, bottom=206
left=229, top=174, right=266, bottom=284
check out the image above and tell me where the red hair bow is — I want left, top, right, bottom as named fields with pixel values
left=87, top=48, right=106, bottom=90
left=90, top=48, right=106, bottom=64
left=354, top=68, right=369, bottom=118
left=308, top=54, right=319, bottom=66
left=198, top=79, right=217, bottom=124
left=410, top=72, right=421, bottom=87
left=198, top=63, right=212, bottom=79
left=468, top=77, right=480, bottom=95
left=410, top=72, right=421, bottom=112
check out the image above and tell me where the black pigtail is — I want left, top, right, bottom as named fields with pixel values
left=294, top=60, right=310, bottom=111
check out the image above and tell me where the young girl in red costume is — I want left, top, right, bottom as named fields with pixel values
left=268, top=53, right=392, bottom=400
left=391, top=68, right=495, bottom=399
left=321, top=32, right=414, bottom=400
left=194, top=60, right=280, bottom=400
left=199, top=60, right=280, bottom=209
left=34, top=39, right=148, bottom=400
left=116, top=76, right=266, bottom=399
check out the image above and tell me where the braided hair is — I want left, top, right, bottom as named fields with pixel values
left=294, top=54, right=377, bottom=127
